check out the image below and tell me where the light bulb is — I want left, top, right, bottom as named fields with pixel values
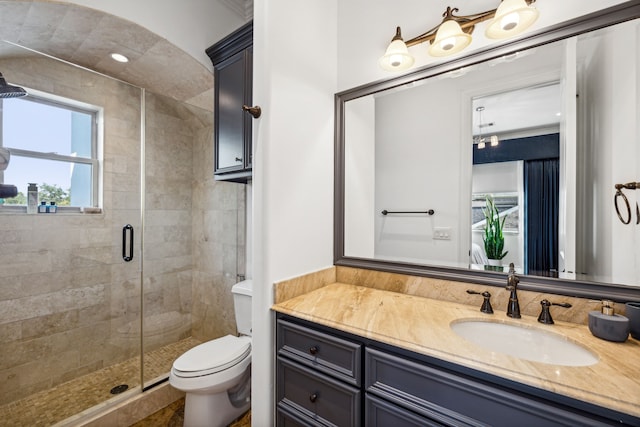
left=389, top=53, right=404, bottom=67
left=501, top=12, right=520, bottom=31
left=440, top=37, right=457, bottom=52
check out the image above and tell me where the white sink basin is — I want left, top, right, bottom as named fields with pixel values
left=450, top=320, right=598, bottom=366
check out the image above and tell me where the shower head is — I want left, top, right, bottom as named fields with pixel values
left=0, top=184, right=18, bottom=198
left=0, top=72, right=27, bottom=98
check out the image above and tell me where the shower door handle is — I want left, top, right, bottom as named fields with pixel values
left=122, top=224, right=134, bottom=262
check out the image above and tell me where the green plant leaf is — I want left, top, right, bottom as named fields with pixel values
left=482, top=195, right=507, bottom=260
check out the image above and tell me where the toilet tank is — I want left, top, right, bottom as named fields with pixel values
left=232, top=280, right=253, bottom=336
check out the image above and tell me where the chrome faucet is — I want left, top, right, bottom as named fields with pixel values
left=506, top=263, right=521, bottom=318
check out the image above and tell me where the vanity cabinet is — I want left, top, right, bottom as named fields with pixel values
left=206, top=21, right=253, bottom=183
left=275, top=314, right=635, bottom=427
left=276, top=318, right=362, bottom=426
left=365, top=347, right=615, bottom=427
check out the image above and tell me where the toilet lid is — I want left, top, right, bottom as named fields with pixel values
left=173, top=335, right=251, bottom=378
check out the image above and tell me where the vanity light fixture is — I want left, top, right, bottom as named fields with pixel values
left=379, top=0, right=538, bottom=71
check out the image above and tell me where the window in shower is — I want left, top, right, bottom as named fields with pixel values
left=0, top=91, right=101, bottom=210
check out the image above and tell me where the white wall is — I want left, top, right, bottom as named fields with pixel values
left=252, top=0, right=338, bottom=423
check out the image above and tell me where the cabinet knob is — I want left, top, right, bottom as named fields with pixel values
left=242, top=104, right=261, bottom=119
left=235, top=157, right=242, bottom=162
left=309, top=393, right=318, bottom=403
left=309, top=345, right=319, bottom=355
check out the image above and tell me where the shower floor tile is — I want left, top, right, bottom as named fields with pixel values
left=0, top=337, right=201, bottom=427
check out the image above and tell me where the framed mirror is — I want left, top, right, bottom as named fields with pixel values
left=335, top=2, right=640, bottom=301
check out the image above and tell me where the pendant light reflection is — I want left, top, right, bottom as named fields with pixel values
left=0, top=72, right=27, bottom=98
left=379, top=0, right=539, bottom=71
left=474, top=106, right=499, bottom=149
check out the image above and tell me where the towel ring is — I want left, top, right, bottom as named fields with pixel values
left=615, top=190, right=631, bottom=224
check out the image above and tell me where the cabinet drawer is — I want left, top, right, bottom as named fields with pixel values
left=365, top=348, right=612, bottom=427
left=277, top=356, right=361, bottom=427
left=366, top=394, right=445, bottom=427
left=277, top=403, right=324, bottom=427
left=277, top=319, right=361, bottom=386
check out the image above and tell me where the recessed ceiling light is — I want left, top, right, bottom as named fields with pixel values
left=110, top=53, right=129, bottom=63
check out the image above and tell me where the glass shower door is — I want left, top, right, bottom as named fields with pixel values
left=141, top=91, right=204, bottom=387
left=0, top=41, right=144, bottom=425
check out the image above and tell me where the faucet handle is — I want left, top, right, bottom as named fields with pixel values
left=537, top=299, right=572, bottom=324
left=466, top=289, right=494, bottom=314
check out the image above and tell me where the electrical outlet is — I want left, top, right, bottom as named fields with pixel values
left=433, top=227, right=452, bottom=240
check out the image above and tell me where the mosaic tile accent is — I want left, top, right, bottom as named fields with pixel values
left=0, top=337, right=200, bottom=427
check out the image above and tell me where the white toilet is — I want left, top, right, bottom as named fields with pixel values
left=170, top=280, right=253, bottom=427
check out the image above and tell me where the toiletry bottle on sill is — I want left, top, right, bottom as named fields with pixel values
left=27, top=183, right=38, bottom=214
left=38, top=201, right=47, bottom=213
left=49, top=201, right=57, bottom=213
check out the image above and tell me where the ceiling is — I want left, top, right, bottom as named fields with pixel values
left=472, top=82, right=562, bottom=137
left=0, top=0, right=252, bottom=111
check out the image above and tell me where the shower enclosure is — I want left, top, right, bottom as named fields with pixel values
left=0, top=38, right=246, bottom=426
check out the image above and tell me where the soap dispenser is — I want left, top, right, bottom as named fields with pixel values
left=588, top=300, right=629, bottom=342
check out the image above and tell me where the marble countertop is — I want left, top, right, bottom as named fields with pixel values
left=272, top=282, right=640, bottom=418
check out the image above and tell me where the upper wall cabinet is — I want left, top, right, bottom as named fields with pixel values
left=206, top=21, right=253, bottom=183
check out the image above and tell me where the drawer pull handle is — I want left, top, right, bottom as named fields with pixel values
left=309, top=346, right=318, bottom=355
left=309, top=393, right=318, bottom=403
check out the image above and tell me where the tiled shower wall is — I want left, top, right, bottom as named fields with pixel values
left=191, top=101, right=246, bottom=342
left=142, top=89, right=246, bottom=355
left=0, top=55, right=245, bottom=404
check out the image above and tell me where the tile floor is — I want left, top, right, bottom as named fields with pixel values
left=0, top=337, right=201, bottom=427
left=131, top=398, right=251, bottom=427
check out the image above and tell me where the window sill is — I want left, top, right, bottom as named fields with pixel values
left=0, top=206, right=103, bottom=215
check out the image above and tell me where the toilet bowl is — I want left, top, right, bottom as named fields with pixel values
left=170, top=280, right=253, bottom=427
left=170, top=335, right=251, bottom=427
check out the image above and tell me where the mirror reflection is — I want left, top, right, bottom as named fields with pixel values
left=343, top=17, right=640, bottom=287
left=471, top=82, right=561, bottom=276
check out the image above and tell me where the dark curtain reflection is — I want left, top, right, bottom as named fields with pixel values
left=524, top=159, right=559, bottom=275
